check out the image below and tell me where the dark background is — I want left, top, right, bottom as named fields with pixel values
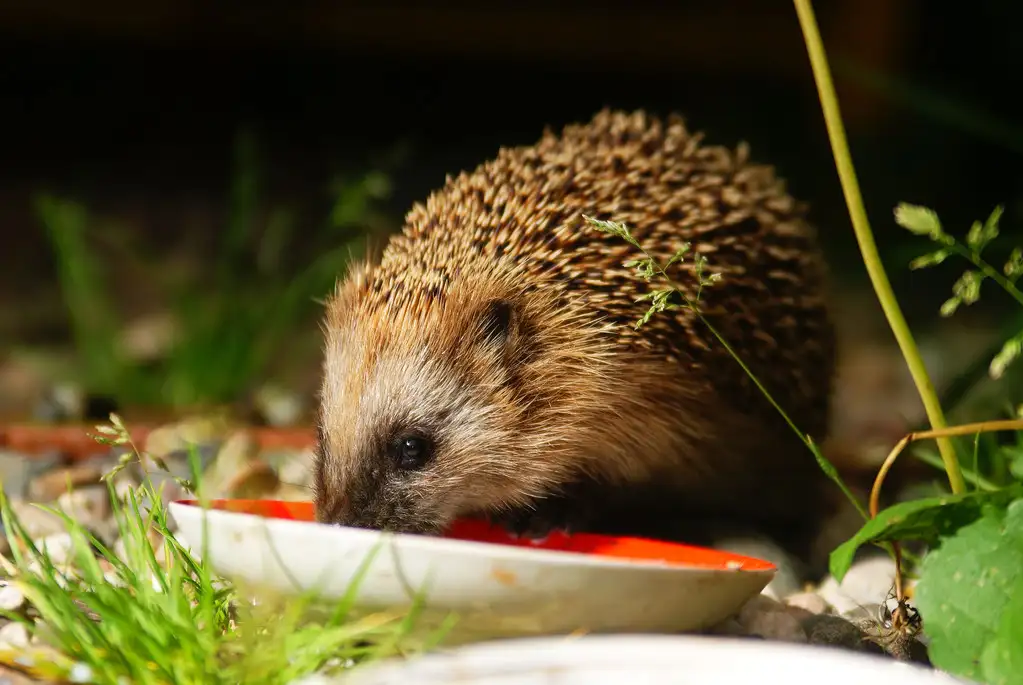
left=2, top=0, right=1021, bottom=405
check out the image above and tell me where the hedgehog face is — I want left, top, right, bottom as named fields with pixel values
left=314, top=284, right=552, bottom=535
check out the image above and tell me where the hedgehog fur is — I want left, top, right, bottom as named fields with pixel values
left=315, top=108, right=839, bottom=568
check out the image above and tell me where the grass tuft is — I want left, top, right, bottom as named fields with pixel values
left=0, top=415, right=420, bottom=684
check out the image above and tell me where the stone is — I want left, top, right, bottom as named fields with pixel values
left=143, top=417, right=229, bottom=464
left=111, top=471, right=140, bottom=503
left=56, top=485, right=111, bottom=530
left=0, top=621, right=30, bottom=649
left=33, top=382, right=83, bottom=423
left=0, top=449, right=62, bottom=501
left=200, top=431, right=260, bottom=494
left=221, top=461, right=280, bottom=500
left=817, top=553, right=898, bottom=617
left=802, top=613, right=883, bottom=654
left=7, top=499, right=68, bottom=541
left=28, top=463, right=104, bottom=503
left=735, top=595, right=807, bottom=643
left=711, top=536, right=803, bottom=600
left=254, top=384, right=305, bottom=427
left=785, top=591, right=830, bottom=615
left=33, top=533, right=75, bottom=566
left=277, top=448, right=316, bottom=489
left=0, top=583, right=25, bottom=612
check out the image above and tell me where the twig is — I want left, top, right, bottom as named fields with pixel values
left=870, top=418, right=1023, bottom=516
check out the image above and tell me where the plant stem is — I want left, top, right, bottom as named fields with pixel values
left=792, top=0, right=966, bottom=495
left=949, top=243, right=1023, bottom=309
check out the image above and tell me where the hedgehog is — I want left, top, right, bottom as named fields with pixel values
left=314, top=109, right=841, bottom=569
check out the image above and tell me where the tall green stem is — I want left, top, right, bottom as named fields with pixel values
left=792, top=0, right=966, bottom=495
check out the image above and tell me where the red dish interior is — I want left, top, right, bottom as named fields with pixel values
left=173, top=498, right=776, bottom=572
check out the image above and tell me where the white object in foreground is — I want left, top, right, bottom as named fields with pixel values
left=346, top=634, right=969, bottom=685
left=169, top=501, right=774, bottom=642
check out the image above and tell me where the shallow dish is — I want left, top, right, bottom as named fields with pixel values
left=345, top=634, right=965, bottom=685
left=168, top=499, right=775, bottom=642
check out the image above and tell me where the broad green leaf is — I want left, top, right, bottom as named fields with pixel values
left=915, top=498, right=1023, bottom=683
left=894, top=203, right=943, bottom=238
left=980, top=578, right=1023, bottom=684
left=828, top=484, right=1023, bottom=582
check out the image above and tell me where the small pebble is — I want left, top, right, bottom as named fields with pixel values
left=202, top=431, right=262, bottom=497
left=817, top=553, right=897, bottom=617
left=277, top=448, right=316, bottom=489
left=711, top=536, right=803, bottom=599
left=34, top=382, right=83, bottom=422
left=8, top=499, right=68, bottom=540
left=57, top=485, right=111, bottom=530
left=33, top=533, right=75, bottom=566
left=0, top=449, right=62, bottom=502
left=68, top=662, right=95, bottom=683
left=735, top=595, right=807, bottom=643
left=222, top=461, right=280, bottom=500
left=0, top=621, right=30, bottom=649
left=785, top=590, right=830, bottom=615
left=29, top=463, right=105, bottom=503
left=802, top=613, right=883, bottom=654
left=254, top=384, right=305, bottom=427
left=111, top=472, right=139, bottom=503
left=143, top=418, right=227, bottom=463
left=0, top=582, right=26, bottom=612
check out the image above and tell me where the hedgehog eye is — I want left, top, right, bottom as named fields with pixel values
left=393, top=434, right=433, bottom=470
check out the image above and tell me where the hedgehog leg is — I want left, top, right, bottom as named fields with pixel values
left=488, top=480, right=604, bottom=539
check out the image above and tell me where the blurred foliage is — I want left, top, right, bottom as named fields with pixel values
left=36, top=129, right=392, bottom=410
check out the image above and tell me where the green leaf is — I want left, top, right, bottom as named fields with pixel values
left=894, top=203, right=943, bottom=238
left=909, top=248, right=952, bottom=270
left=980, top=579, right=1023, bottom=684
left=1009, top=447, right=1023, bottom=482
left=914, top=497, right=1023, bottom=683
left=990, top=331, right=1023, bottom=380
left=828, top=484, right=1023, bottom=582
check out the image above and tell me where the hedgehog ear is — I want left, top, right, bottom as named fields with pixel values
left=480, top=298, right=515, bottom=347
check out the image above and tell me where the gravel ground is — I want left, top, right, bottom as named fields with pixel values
left=0, top=405, right=932, bottom=683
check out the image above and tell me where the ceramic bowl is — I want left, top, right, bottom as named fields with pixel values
left=345, top=634, right=966, bottom=685
left=168, top=499, right=775, bottom=642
